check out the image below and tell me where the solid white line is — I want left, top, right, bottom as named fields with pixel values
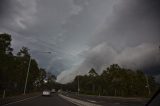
left=59, top=94, right=101, bottom=106
left=87, top=99, right=97, bottom=103
left=2, top=95, right=41, bottom=106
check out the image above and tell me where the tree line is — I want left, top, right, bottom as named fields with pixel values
left=0, top=33, right=56, bottom=97
left=0, top=33, right=159, bottom=98
left=64, top=64, right=158, bottom=97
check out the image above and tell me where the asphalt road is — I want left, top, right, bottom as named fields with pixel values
left=64, top=93, right=148, bottom=106
left=4, top=94, right=76, bottom=106
left=3, top=93, right=149, bottom=106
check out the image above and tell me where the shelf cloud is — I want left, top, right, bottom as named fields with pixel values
left=0, top=0, right=160, bottom=83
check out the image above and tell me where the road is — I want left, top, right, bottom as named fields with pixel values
left=4, top=94, right=76, bottom=106
left=2, top=93, right=148, bottom=106
left=63, top=93, right=148, bottom=106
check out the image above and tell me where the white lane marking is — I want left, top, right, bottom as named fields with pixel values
left=2, top=95, right=41, bottom=106
left=59, top=94, right=101, bottom=106
left=87, top=99, right=97, bottom=103
left=114, top=102, right=120, bottom=105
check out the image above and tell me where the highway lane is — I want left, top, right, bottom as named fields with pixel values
left=3, top=93, right=148, bottom=106
left=4, top=94, right=76, bottom=106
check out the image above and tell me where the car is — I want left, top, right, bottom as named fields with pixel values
left=42, top=90, right=51, bottom=96
left=51, top=89, right=56, bottom=93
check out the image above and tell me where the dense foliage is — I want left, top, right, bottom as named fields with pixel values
left=0, top=33, right=158, bottom=98
left=0, top=33, right=56, bottom=97
left=64, top=64, right=158, bottom=97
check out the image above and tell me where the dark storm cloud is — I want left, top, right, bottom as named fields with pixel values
left=0, top=0, right=8, bottom=15
left=88, top=0, right=160, bottom=73
left=0, top=0, right=159, bottom=83
left=91, top=0, right=160, bottom=48
left=57, top=0, right=160, bottom=83
left=0, top=0, right=14, bottom=28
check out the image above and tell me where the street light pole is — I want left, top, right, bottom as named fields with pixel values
left=145, top=75, right=151, bottom=96
left=23, top=51, right=52, bottom=95
left=23, top=56, right=31, bottom=95
left=78, top=75, right=80, bottom=95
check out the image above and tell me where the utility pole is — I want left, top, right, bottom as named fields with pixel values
left=145, top=75, right=151, bottom=96
left=23, top=56, right=31, bottom=95
left=3, top=89, right=6, bottom=99
left=23, top=51, right=52, bottom=95
left=78, top=76, right=80, bottom=95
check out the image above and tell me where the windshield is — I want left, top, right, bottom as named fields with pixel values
left=0, top=0, right=160, bottom=106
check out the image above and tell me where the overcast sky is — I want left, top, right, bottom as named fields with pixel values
left=0, top=0, right=160, bottom=83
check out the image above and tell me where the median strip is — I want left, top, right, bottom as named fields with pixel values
left=59, top=94, right=101, bottom=106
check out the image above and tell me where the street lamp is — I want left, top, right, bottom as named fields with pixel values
left=78, top=76, right=79, bottom=95
left=145, top=74, right=151, bottom=96
left=23, top=51, right=52, bottom=95
left=77, top=74, right=80, bottom=95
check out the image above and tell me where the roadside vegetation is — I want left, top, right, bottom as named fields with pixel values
left=0, top=33, right=159, bottom=98
left=0, top=33, right=56, bottom=97
left=63, top=65, right=159, bottom=97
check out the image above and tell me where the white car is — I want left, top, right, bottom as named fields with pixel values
left=42, top=90, right=51, bottom=96
left=51, top=89, right=56, bottom=93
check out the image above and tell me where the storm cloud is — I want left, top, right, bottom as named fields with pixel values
left=0, top=0, right=160, bottom=83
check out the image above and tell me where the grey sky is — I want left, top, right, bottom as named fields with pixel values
left=0, top=0, right=160, bottom=83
